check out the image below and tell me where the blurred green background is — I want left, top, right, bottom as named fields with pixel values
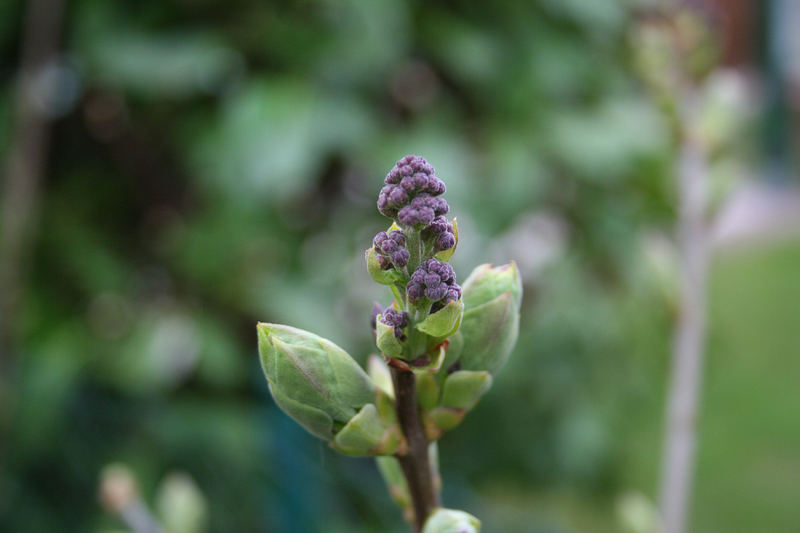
left=2, top=0, right=799, bottom=532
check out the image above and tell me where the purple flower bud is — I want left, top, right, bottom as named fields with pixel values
left=431, top=197, right=449, bottom=216
left=391, top=249, right=409, bottom=267
left=389, top=230, right=406, bottom=246
left=372, top=229, right=410, bottom=271
left=424, top=273, right=440, bottom=288
left=377, top=155, right=449, bottom=224
left=419, top=208, right=434, bottom=225
left=380, top=308, right=410, bottom=339
left=407, top=283, right=424, bottom=302
left=406, top=258, right=461, bottom=305
left=370, top=302, right=384, bottom=331
left=377, top=255, right=392, bottom=270
left=381, top=239, right=398, bottom=254
left=425, top=216, right=449, bottom=235
left=386, top=168, right=402, bottom=184
left=397, top=206, right=419, bottom=226
left=444, top=285, right=461, bottom=303
left=373, top=232, right=388, bottom=248
left=389, top=188, right=408, bottom=205
left=425, top=284, right=448, bottom=301
left=435, top=232, right=455, bottom=251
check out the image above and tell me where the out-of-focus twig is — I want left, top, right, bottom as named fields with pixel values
left=0, top=0, right=66, bottom=357
left=659, top=90, right=709, bottom=533
left=634, top=4, right=717, bottom=532
left=100, top=464, right=165, bottom=533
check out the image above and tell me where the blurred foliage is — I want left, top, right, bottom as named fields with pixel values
left=1, top=0, right=793, bottom=532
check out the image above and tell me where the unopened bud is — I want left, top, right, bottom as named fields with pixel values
left=257, top=323, right=375, bottom=440
left=457, top=262, right=522, bottom=375
left=423, top=508, right=481, bottom=533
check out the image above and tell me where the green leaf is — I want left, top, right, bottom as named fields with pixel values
left=439, top=331, right=463, bottom=380
left=376, top=456, right=411, bottom=512
left=366, top=247, right=397, bottom=285
left=416, top=373, right=440, bottom=411
left=426, top=407, right=465, bottom=435
left=416, top=300, right=464, bottom=339
left=374, top=388, right=397, bottom=424
left=440, top=371, right=492, bottom=411
left=410, top=343, right=446, bottom=374
left=376, top=318, right=403, bottom=357
left=333, top=403, right=399, bottom=456
left=367, top=354, right=394, bottom=398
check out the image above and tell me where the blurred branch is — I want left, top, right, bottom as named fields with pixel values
left=659, top=84, right=710, bottom=533
left=100, top=464, right=165, bottom=533
left=0, top=0, right=66, bottom=356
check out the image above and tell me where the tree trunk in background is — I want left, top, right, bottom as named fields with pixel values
left=0, top=0, right=66, bottom=357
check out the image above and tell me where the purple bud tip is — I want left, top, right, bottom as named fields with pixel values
left=370, top=302, right=384, bottom=331
left=377, top=155, right=448, bottom=222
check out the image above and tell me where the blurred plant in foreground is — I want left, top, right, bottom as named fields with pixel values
left=99, top=464, right=207, bottom=533
left=257, top=155, right=522, bottom=532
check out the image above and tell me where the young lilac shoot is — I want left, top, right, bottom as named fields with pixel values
left=257, top=155, right=521, bottom=532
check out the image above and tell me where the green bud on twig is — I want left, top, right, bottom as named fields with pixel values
left=457, top=262, right=522, bottom=375
left=416, top=372, right=440, bottom=411
left=257, top=323, right=375, bottom=440
left=440, top=370, right=492, bottom=411
left=377, top=456, right=413, bottom=522
left=462, top=261, right=522, bottom=310
left=423, top=508, right=481, bottom=533
left=423, top=370, right=492, bottom=439
left=332, top=402, right=404, bottom=456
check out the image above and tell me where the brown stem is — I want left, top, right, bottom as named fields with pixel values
left=391, top=367, right=440, bottom=532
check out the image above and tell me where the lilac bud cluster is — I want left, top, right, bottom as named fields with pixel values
left=407, top=258, right=462, bottom=306
left=372, top=230, right=410, bottom=270
left=377, top=155, right=449, bottom=226
left=380, top=308, right=410, bottom=340
left=423, top=216, right=456, bottom=252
